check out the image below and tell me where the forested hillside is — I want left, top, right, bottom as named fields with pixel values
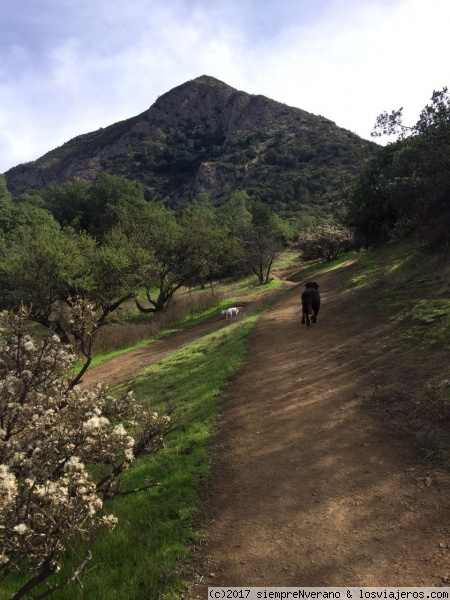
left=4, top=75, right=375, bottom=221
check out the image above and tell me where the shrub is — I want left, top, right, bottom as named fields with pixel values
left=296, top=224, right=353, bottom=262
left=0, top=307, right=173, bottom=599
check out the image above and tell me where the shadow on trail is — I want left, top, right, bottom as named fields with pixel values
left=195, top=265, right=450, bottom=590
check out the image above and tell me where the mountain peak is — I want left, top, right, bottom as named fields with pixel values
left=154, top=75, right=238, bottom=107
left=191, top=75, right=231, bottom=86
left=5, top=76, right=376, bottom=211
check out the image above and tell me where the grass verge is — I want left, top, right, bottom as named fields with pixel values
left=289, top=252, right=359, bottom=282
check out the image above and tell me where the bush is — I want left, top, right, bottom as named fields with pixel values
left=0, top=307, right=173, bottom=599
left=296, top=224, right=353, bottom=262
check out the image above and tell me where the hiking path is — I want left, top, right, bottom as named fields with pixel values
left=82, top=262, right=450, bottom=592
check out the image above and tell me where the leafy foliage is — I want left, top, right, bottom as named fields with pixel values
left=43, top=173, right=148, bottom=240
left=0, top=171, right=296, bottom=375
left=0, top=221, right=150, bottom=384
left=241, top=201, right=285, bottom=285
left=0, top=176, right=56, bottom=235
left=296, top=223, right=353, bottom=262
left=346, top=87, right=450, bottom=249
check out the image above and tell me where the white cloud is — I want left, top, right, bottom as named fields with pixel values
left=237, top=0, right=450, bottom=139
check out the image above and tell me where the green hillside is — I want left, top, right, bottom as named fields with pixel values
left=4, top=76, right=376, bottom=219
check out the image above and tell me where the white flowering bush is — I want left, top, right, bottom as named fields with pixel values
left=296, top=224, right=353, bottom=262
left=0, top=307, right=174, bottom=599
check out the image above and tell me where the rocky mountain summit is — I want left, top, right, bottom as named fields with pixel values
left=5, top=75, right=375, bottom=214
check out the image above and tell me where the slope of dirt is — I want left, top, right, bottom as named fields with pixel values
left=82, top=262, right=450, bottom=591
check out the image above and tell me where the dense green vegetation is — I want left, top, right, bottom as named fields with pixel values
left=345, top=87, right=450, bottom=250
left=4, top=76, right=375, bottom=225
left=0, top=173, right=293, bottom=384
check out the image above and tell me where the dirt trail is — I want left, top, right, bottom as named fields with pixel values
left=82, top=263, right=450, bottom=590
left=191, top=264, right=450, bottom=593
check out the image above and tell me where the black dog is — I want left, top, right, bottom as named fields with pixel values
left=301, top=282, right=320, bottom=326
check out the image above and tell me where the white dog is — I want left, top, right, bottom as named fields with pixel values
left=221, top=306, right=243, bottom=320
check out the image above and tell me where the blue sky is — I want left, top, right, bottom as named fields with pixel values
left=1, top=0, right=449, bottom=173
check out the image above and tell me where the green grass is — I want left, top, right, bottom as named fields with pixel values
left=73, top=328, right=178, bottom=371
left=342, top=240, right=450, bottom=465
left=272, top=248, right=300, bottom=269
left=289, top=252, right=359, bottom=282
left=73, top=318, right=268, bottom=599
left=175, top=296, right=239, bottom=327
left=346, top=240, right=450, bottom=347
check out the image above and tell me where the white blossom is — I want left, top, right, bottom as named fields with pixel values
left=13, top=524, right=28, bottom=535
left=0, top=465, right=17, bottom=501
left=64, top=456, right=85, bottom=472
left=100, top=514, right=118, bottom=529
left=112, top=424, right=127, bottom=437
left=83, top=415, right=109, bottom=431
left=0, top=307, right=170, bottom=596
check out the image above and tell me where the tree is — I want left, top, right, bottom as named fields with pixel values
left=43, top=180, right=91, bottom=230
left=367, top=87, right=450, bottom=248
left=372, top=87, right=450, bottom=139
left=177, top=195, right=238, bottom=287
left=0, top=224, right=150, bottom=385
left=0, top=307, right=174, bottom=599
left=344, top=142, right=419, bottom=247
left=296, top=223, right=353, bottom=262
left=0, top=224, right=97, bottom=344
left=133, top=201, right=186, bottom=313
left=67, top=228, right=151, bottom=385
left=43, top=174, right=148, bottom=240
left=218, top=190, right=252, bottom=234
left=241, top=202, right=284, bottom=285
left=87, top=173, right=148, bottom=239
left=0, top=176, right=55, bottom=235
left=134, top=199, right=235, bottom=312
